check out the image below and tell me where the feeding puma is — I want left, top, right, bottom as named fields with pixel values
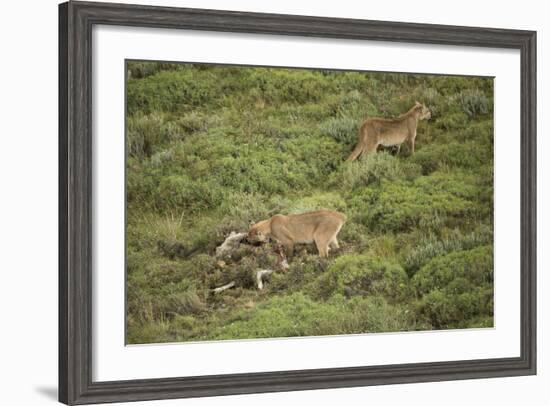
left=248, top=209, right=346, bottom=258
left=346, top=101, right=431, bottom=161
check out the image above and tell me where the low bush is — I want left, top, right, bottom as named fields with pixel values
left=332, top=90, right=368, bottom=117
left=457, top=88, right=492, bottom=118
left=307, top=255, right=409, bottom=302
left=268, top=255, right=327, bottom=293
left=410, top=141, right=492, bottom=174
left=127, top=69, right=218, bottom=115
left=285, top=192, right=348, bottom=215
left=319, top=116, right=359, bottom=145
left=329, top=152, right=422, bottom=189
left=412, top=245, right=493, bottom=295
left=215, top=192, right=271, bottom=234
left=156, top=175, right=225, bottom=211
left=411, top=245, right=494, bottom=329
left=127, top=62, right=185, bottom=79
left=353, top=179, right=477, bottom=233
left=127, top=113, right=183, bottom=159
left=403, top=224, right=493, bottom=274
left=248, top=68, right=338, bottom=104
left=416, top=286, right=493, bottom=329
left=432, top=110, right=470, bottom=131
left=210, top=293, right=416, bottom=340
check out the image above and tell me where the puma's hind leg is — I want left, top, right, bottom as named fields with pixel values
left=314, top=235, right=331, bottom=258
left=347, top=127, right=375, bottom=162
left=346, top=142, right=364, bottom=162
left=329, top=223, right=343, bottom=252
left=361, top=135, right=379, bottom=157
left=314, top=223, right=342, bottom=258
left=316, top=242, right=329, bottom=258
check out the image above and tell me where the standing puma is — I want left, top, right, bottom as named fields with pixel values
left=248, top=209, right=346, bottom=258
left=346, top=101, right=431, bottom=161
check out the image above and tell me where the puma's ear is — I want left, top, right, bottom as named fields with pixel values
left=415, top=100, right=421, bottom=106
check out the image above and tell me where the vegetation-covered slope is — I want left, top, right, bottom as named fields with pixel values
left=126, top=62, right=494, bottom=344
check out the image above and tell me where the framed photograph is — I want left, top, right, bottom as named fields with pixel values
left=59, top=1, right=536, bottom=404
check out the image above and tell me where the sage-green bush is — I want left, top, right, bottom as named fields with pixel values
left=307, top=255, right=409, bottom=302
left=412, top=245, right=493, bottom=295
left=319, top=116, right=360, bottom=145
left=211, top=293, right=417, bottom=340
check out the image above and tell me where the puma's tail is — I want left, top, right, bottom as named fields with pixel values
left=346, top=121, right=368, bottom=162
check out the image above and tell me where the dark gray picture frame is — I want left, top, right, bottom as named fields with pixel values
left=59, top=1, right=537, bottom=404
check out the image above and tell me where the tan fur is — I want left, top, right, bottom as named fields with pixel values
left=248, top=209, right=346, bottom=258
left=346, top=101, right=431, bottom=161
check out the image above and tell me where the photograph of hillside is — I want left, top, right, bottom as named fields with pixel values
left=125, top=61, right=494, bottom=344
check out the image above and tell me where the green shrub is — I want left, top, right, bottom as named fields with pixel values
left=337, top=221, right=370, bottom=249
left=210, top=293, right=416, bottom=339
left=434, top=111, right=470, bottom=131
left=127, top=61, right=185, bottom=79
left=404, top=224, right=493, bottom=274
left=161, top=290, right=206, bottom=316
left=411, top=141, right=493, bottom=174
left=354, top=179, right=477, bottom=233
left=364, top=234, right=399, bottom=259
left=412, top=245, right=493, bottom=295
left=330, top=152, right=422, bottom=189
left=155, top=175, right=225, bottom=211
left=127, top=113, right=183, bottom=158
left=216, top=192, right=271, bottom=234
left=212, top=152, right=310, bottom=195
left=319, top=116, right=359, bottom=145
left=286, top=192, right=348, bottom=214
left=126, top=319, right=171, bottom=344
left=269, top=256, right=328, bottom=293
left=126, top=252, right=207, bottom=326
left=248, top=68, right=336, bottom=104
left=176, top=111, right=211, bottom=133
left=417, top=286, right=493, bottom=329
left=279, top=135, right=346, bottom=180
left=336, top=89, right=365, bottom=111
left=455, top=120, right=493, bottom=143
left=308, top=255, right=409, bottom=301
left=457, top=89, right=492, bottom=118
left=411, top=245, right=494, bottom=329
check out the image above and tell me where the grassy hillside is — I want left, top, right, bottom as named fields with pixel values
left=126, top=62, right=494, bottom=344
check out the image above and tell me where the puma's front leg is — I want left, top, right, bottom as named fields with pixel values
left=276, top=234, right=295, bottom=258
left=283, top=243, right=295, bottom=258
left=410, top=129, right=417, bottom=154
